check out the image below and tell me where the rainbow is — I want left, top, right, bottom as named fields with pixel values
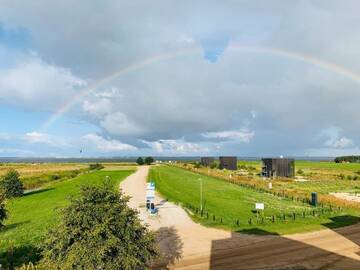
left=41, top=43, right=360, bottom=131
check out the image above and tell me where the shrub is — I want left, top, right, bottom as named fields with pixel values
left=144, top=156, right=155, bottom=165
left=88, top=163, right=104, bottom=170
left=194, top=162, right=201, bottom=168
left=42, top=181, right=157, bottom=269
left=0, top=169, right=24, bottom=198
left=210, top=162, right=217, bottom=169
left=50, top=174, right=60, bottom=181
left=136, top=157, right=144, bottom=165
left=0, top=189, right=7, bottom=227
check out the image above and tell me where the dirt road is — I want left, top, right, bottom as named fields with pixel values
left=120, top=166, right=360, bottom=270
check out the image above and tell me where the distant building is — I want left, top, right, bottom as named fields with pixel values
left=262, top=158, right=295, bottom=178
left=219, top=156, right=237, bottom=170
left=200, top=157, right=215, bottom=167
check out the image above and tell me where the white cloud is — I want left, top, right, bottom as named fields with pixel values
left=100, top=112, right=145, bottom=136
left=321, top=126, right=354, bottom=149
left=143, top=139, right=208, bottom=154
left=0, top=52, right=86, bottom=110
left=203, top=129, right=255, bottom=142
left=24, top=131, right=71, bottom=148
left=25, top=131, right=52, bottom=144
left=333, top=137, right=354, bottom=148
left=83, top=133, right=137, bottom=152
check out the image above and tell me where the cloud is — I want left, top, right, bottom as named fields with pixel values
left=0, top=52, right=86, bottom=111
left=143, top=139, right=208, bottom=154
left=321, top=127, right=354, bottom=149
left=24, top=131, right=71, bottom=147
left=83, top=133, right=137, bottom=152
left=1, top=1, right=360, bottom=156
left=202, top=129, right=255, bottom=142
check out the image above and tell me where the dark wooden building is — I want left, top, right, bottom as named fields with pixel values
left=200, top=157, right=215, bottom=167
left=219, top=156, right=237, bottom=170
left=262, top=158, right=295, bottom=178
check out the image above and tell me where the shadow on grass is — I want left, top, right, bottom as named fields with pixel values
left=24, top=188, right=54, bottom=196
left=151, top=226, right=183, bottom=269
left=0, top=221, right=30, bottom=233
left=322, top=215, right=360, bottom=229
left=0, top=245, right=42, bottom=270
left=237, top=227, right=279, bottom=235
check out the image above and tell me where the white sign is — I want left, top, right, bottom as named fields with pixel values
left=255, top=203, right=264, bottom=210
left=146, top=190, right=155, bottom=199
left=268, top=182, right=272, bottom=189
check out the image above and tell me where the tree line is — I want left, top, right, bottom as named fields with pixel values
left=334, top=155, right=360, bottom=163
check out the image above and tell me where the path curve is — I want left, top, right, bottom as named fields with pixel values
left=120, top=166, right=360, bottom=269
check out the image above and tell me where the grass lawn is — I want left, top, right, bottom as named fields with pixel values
left=149, top=166, right=359, bottom=235
left=0, top=169, right=134, bottom=268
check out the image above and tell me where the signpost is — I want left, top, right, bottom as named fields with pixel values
left=255, top=203, right=264, bottom=218
left=255, top=203, right=264, bottom=210
left=146, top=181, right=157, bottom=214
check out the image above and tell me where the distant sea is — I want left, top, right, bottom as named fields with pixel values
left=0, top=156, right=334, bottom=163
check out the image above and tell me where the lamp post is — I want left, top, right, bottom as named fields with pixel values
left=198, top=178, right=203, bottom=212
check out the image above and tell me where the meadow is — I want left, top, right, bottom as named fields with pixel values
left=149, top=165, right=359, bottom=235
left=0, top=167, right=134, bottom=268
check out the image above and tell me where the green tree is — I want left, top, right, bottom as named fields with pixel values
left=0, top=189, right=7, bottom=227
left=144, top=157, right=154, bottom=165
left=0, top=169, right=24, bottom=198
left=42, top=181, right=157, bottom=269
left=136, top=157, right=144, bottom=165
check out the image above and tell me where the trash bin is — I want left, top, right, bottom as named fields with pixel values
left=311, top=192, right=318, bottom=206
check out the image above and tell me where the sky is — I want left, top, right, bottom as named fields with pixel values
left=0, top=1, right=360, bottom=157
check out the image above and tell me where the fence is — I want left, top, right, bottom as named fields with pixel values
left=183, top=202, right=343, bottom=227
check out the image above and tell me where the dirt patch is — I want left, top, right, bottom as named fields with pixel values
left=330, top=192, right=360, bottom=203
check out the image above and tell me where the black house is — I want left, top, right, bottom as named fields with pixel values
left=219, top=156, right=237, bottom=170
left=262, top=158, right=295, bottom=178
left=200, top=157, right=215, bottom=167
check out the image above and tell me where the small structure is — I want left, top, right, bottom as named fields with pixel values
left=219, top=156, right=237, bottom=170
left=200, top=157, right=215, bottom=167
left=262, top=158, right=295, bottom=178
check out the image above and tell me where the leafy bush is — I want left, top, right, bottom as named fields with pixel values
left=0, top=169, right=24, bottom=198
left=194, top=162, right=201, bottom=168
left=238, top=164, right=247, bottom=170
left=42, top=181, right=157, bottom=269
left=50, top=174, right=60, bottom=181
left=88, top=163, right=104, bottom=170
left=136, top=157, right=144, bottom=165
left=0, top=189, right=7, bottom=227
left=297, top=169, right=304, bottom=175
left=210, top=162, right=217, bottom=169
left=144, top=156, right=155, bottom=165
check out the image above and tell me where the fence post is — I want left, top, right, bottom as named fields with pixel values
left=293, top=213, right=296, bottom=220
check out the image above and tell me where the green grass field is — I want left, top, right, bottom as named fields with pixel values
left=149, top=166, right=359, bottom=235
left=0, top=169, right=134, bottom=268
